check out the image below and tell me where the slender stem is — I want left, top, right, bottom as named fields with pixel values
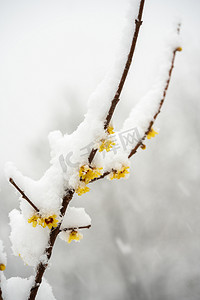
left=61, top=225, right=91, bottom=232
left=28, top=189, right=74, bottom=300
left=88, top=0, right=145, bottom=165
left=90, top=171, right=110, bottom=183
left=9, top=178, right=39, bottom=212
left=90, top=46, right=181, bottom=183
left=128, top=47, right=179, bottom=159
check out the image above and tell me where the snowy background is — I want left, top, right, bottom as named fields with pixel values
left=0, top=0, right=200, bottom=299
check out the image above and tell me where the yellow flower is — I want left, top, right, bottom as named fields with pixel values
left=107, top=124, right=115, bottom=135
left=109, top=166, right=130, bottom=180
left=42, top=215, right=59, bottom=229
left=147, top=128, right=158, bottom=139
left=79, top=165, right=103, bottom=184
left=0, top=263, right=6, bottom=271
left=28, top=214, right=39, bottom=227
left=141, top=144, right=146, bottom=150
left=76, top=184, right=90, bottom=196
left=68, top=230, right=83, bottom=243
left=28, top=214, right=59, bottom=229
left=99, top=139, right=115, bottom=152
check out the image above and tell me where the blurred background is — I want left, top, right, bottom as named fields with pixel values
left=0, top=0, right=200, bottom=299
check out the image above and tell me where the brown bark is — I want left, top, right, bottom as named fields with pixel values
left=9, top=178, right=39, bottom=213
left=28, top=189, right=74, bottom=300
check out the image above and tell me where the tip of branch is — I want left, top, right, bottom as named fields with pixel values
left=9, top=178, right=14, bottom=184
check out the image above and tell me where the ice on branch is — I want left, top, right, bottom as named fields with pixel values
left=1, top=276, right=56, bottom=300
left=9, top=210, right=49, bottom=266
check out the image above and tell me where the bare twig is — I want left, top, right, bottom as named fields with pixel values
left=60, top=225, right=91, bottom=232
left=88, top=0, right=145, bottom=165
left=9, top=178, right=39, bottom=213
left=128, top=46, right=180, bottom=159
left=28, top=189, right=74, bottom=300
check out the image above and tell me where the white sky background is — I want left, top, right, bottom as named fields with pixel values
left=0, top=0, right=199, bottom=179
left=0, top=0, right=200, bottom=299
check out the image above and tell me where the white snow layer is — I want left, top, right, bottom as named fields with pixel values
left=61, top=206, right=91, bottom=229
left=1, top=276, right=56, bottom=300
left=0, top=240, right=7, bottom=266
left=9, top=209, right=49, bottom=267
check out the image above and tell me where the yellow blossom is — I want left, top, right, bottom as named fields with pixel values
left=99, top=139, right=115, bottom=152
left=0, top=263, right=6, bottom=271
left=68, top=230, right=83, bottom=243
left=107, top=124, right=115, bottom=135
left=147, top=128, right=158, bottom=139
left=41, top=215, right=59, bottom=229
left=75, top=184, right=90, bottom=196
left=28, top=214, right=59, bottom=229
left=28, top=214, right=39, bottom=227
left=79, top=165, right=103, bottom=184
left=109, top=166, right=130, bottom=180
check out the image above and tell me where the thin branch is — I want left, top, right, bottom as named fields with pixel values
left=88, top=0, right=145, bottom=165
left=128, top=46, right=180, bottom=159
left=28, top=189, right=74, bottom=300
left=9, top=178, right=39, bottom=213
left=90, top=46, right=181, bottom=183
left=60, top=225, right=91, bottom=232
left=89, top=171, right=110, bottom=183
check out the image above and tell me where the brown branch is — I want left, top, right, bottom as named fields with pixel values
left=60, top=225, right=91, bottom=232
left=89, top=171, right=110, bottom=183
left=128, top=46, right=180, bottom=159
left=9, top=178, right=39, bottom=213
left=90, top=46, right=181, bottom=183
left=88, top=0, right=145, bottom=165
left=28, top=189, right=74, bottom=300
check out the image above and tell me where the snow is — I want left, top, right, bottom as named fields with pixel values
left=61, top=206, right=91, bottom=229
left=9, top=209, right=49, bottom=267
left=1, top=276, right=56, bottom=300
left=59, top=207, right=91, bottom=242
left=0, top=240, right=7, bottom=266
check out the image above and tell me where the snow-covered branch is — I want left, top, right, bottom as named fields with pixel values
left=88, top=0, right=145, bottom=165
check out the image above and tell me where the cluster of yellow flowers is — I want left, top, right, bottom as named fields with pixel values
left=99, top=124, right=115, bottom=152
left=79, top=165, right=103, bottom=184
left=99, top=139, right=115, bottom=152
left=28, top=214, right=59, bottom=229
left=0, top=263, right=6, bottom=271
left=107, top=124, right=115, bottom=135
left=109, top=165, right=130, bottom=180
left=68, top=230, right=83, bottom=243
left=75, top=165, right=103, bottom=196
left=147, top=128, right=158, bottom=139
left=76, top=184, right=90, bottom=196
